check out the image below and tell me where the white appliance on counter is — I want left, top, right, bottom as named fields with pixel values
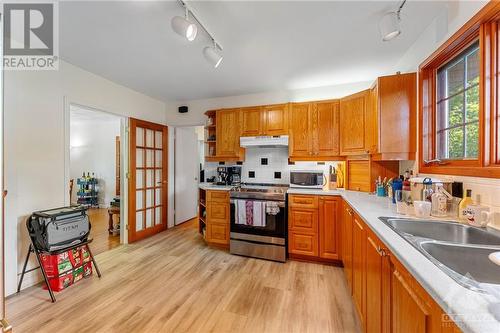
left=239, top=135, right=288, bottom=148
left=289, top=170, right=325, bottom=189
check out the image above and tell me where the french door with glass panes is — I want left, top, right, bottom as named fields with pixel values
left=128, top=118, right=168, bottom=242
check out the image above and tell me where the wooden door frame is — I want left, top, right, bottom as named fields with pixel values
left=63, top=99, right=129, bottom=244
left=128, top=118, right=168, bottom=243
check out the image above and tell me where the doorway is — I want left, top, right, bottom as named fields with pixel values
left=69, top=105, right=124, bottom=254
left=174, top=126, right=204, bottom=225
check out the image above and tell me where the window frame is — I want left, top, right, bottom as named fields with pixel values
left=419, top=1, right=500, bottom=178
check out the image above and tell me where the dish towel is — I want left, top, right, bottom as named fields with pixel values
left=266, top=202, right=281, bottom=216
left=234, top=200, right=266, bottom=226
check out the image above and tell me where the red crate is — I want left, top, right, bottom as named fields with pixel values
left=40, top=251, right=72, bottom=278
left=44, top=271, right=73, bottom=292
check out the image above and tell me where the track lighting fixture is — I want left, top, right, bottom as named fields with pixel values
left=171, top=8, right=198, bottom=41
left=203, top=41, right=223, bottom=68
left=172, top=0, right=224, bottom=68
left=379, top=0, right=407, bottom=42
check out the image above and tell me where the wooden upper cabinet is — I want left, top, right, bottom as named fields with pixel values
left=340, top=89, right=372, bottom=155
left=240, top=104, right=289, bottom=137
left=289, top=100, right=341, bottom=160
left=240, top=106, right=263, bottom=136
left=319, top=196, right=340, bottom=260
left=289, top=103, right=312, bottom=158
left=340, top=73, right=416, bottom=159
left=216, top=109, right=243, bottom=159
left=313, top=101, right=340, bottom=158
left=263, top=104, right=288, bottom=136
left=373, top=72, right=416, bottom=160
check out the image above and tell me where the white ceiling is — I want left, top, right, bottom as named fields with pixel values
left=70, top=104, right=122, bottom=123
left=60, top=1, right=448, bottom=102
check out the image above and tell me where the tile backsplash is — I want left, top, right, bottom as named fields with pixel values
left=204, top=147, right=340, bottom=185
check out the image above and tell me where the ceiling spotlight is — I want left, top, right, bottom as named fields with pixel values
left=379, top=12, right=400, bottom=41
left=203, top=42, right=223, bottom=68
left=171, top=9, right=197, bottom=41
left=379, top=0, right=407, bottom=42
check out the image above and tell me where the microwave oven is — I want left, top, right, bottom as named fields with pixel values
left=290, top=170, right=325, bottom=188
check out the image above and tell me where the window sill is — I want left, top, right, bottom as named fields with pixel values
left=419, top=164, right=500, bottom=178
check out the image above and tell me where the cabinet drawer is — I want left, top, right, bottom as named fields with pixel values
left=289, top=208, right=318, bottom=232
left=207, top=222, right=229, bottom=245
left=207, top=202, right=229, bottom=222
left=207, top=190, right=229, bottom=203
left=289, top=231, right=319, bottom=257
left=289, top=195, right=319, bottom=209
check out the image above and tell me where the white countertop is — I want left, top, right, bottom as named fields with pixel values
left=198, top=182, right=233, bottom=191
left=287, top=188, right=500, bottom=333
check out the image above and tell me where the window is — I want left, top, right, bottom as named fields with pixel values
left=419, top=1, right=500, bottom=178
left=436, top=41, right=479, bottom=160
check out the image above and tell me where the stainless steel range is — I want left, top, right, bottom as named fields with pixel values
left=229, top=183, right=288, bottom=262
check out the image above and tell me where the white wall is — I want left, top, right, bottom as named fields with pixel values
left=70, top=113, right=121, bottom=207
left=4, top=60, right=168, bottom=295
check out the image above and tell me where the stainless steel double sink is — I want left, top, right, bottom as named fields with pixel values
left=379, top=217, right=500, bottom=291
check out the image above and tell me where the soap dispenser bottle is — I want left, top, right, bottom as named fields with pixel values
left=459, top=189, right=474, bottom=222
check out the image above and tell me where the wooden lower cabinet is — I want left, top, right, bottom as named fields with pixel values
left=288, top=195, right=339, bottom=261
left=365, top=229, right=391, bottom=333
left=206, top=190, right=230, bottom=246
left=352, top=213, right=366, bottom=328
left=319, top=197, right=341, bottom=260
left=342, top=201, right=354, bottom=292
left=341, top=200, right=462, bottom=333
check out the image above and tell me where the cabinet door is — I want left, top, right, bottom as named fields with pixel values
left=216, top=109, right=241, bottom=157
left=340, top=90, right=370, bottom=155
left=263, top=104, right=288, bottom=136
left=347, top=160, right=371, bottom=192
left=365, top=233, right=383, bottom=333
left=377, top=73, right=416, bottom=156
left=289, top=103, right=312, bottom=158
left=391, top=265, right=431, bottom=333
left=241, top=106, right=263, bottom=137
left=342, top=202, right=353, bottom=292
left=352, top=214, right=366, bottom=326
left=313, top=101, right=340, bottom=158
left=319, top=196, right=340, bottom=260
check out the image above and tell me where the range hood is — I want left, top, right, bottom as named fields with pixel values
left=240, top=135, right=289, bottom=148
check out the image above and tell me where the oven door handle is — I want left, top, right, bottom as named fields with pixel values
left=230, top=199, right=286, bottom=208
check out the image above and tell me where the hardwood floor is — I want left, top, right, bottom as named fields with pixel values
left=7, top=220, right=361, bottom=333
left=87, top=208, right=121, bottom=255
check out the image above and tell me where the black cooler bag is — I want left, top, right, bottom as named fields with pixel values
left=28, top=206, right=91, bottom=252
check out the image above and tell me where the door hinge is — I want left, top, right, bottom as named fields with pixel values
left=126, top=126, right=130, bottom=133
left=126, top=224, right=129, bottom=230
left=126, top=172, right=131, bottom=179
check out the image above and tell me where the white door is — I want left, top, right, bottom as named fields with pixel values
left=174, top=127, right=199, bottom=225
